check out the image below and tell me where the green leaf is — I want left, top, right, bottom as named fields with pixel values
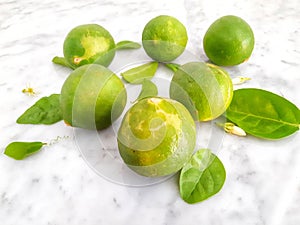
left=136, top=79, right=158, bottom=101
left=164, top=63, right=181, bottom=72
left=226, top=88, right=300, bottom=139
left=17, top=94, right=62, bottom=125
left=4, top=142, right=46, bottom=160
left=52, top=56, right=74, bottom=69
left=115, top=41, right=141, bottom=50
left=179, top=149, right=226, bottom=204
left=121, top=62, right=158, bottom=84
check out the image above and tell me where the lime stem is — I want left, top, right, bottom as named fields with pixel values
left=232, top=76, right=251, bottom=85
left=164, top=63, right=181, bottom=72
left=215, top=122, right=225, bottom=128
left=52, top=56, right=74, bottom=69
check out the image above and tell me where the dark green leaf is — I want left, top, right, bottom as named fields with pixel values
left=17, top=94, right=62, bottom=125
left=52, top=56, right=74, bottom=69
left=115, top=41, right=141, bottom=50
left=226, top=88, right=300, bottom=139
left=121, top=62, right=158, bottom=84
left=179, top=149, right=226, bottom=204
left=4, top=142, right=46, bottom=160
left=136, top=79, right=158, bottom=101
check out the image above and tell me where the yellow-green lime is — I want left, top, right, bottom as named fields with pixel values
left=170, top=62, right=233, bottom=121
left=142, top=15, right=188, bottom=62
left=60, top=64, right=127, bottom=130
left=203, top=15, right=255, bottom=66
left=63, top=24, right=116, bottom=68
left=118, top=97, right=196, bottom=177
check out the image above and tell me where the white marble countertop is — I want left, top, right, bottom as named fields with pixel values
left=1, top=0, right=300, bottom=224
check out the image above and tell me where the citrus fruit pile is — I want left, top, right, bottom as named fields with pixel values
left=53, top=15, right=255, bottom=177
left=7, top=13, right=299, bottom=205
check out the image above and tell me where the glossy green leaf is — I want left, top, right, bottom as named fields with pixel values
left=17, top=94, right=62, bottom=125
left=136, top=79, right=158, bottom=101
left=226, top=88, right=300, bottom=139
left=4, top=142, right=46, bottom=160
left=179, top=149, right=226, bottom=204
left=121, top=62, right=158, bottom=84
left=115, top=40, right=141, bottom=50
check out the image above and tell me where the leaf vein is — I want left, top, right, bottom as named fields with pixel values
left=230, top=110, right=299, bottom=128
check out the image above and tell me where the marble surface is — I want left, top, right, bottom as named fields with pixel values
left=1, top=0, right=300, bottom=224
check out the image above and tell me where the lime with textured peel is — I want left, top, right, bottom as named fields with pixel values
left=118, top=97, right=196, bottom=177
left=203, top=15, right=255, bottom=66
left=60, top=64, right=127, bottom=130
left=62, top=24, right=116, bottom=68
left=170, top=62, right=233, bottom=121
left=142, top=15, right=188, bottom=62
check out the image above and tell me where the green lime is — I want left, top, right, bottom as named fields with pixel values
left=203, top=15, right=255, bottom=66
left=118, top=97, right=196, bottom=177
left=63, top=24, right=116, bottom=68
left=60, top=64, right=127, bottom=130
left=142, top=15, right=188, bottom=62
left=170, top=62, right=233, bottom=121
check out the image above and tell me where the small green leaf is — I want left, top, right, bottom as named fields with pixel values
left=121, top=62, right=158, bottom=84
left=17, top=94, right=62, bottom=125
left=179, top=149, right=226, bottom=204
left=4, top=142, right=46, bottom=160
left=136, top=79, right=158, bottom=101
left=115, top=41, right=141, bottom=50
left=226, top=88, right=300, bottom=139
left=52, top=56, right=74, bottom=69
left=164, top=63, right=181, bottom=72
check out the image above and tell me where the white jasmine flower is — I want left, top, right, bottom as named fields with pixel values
left=217, top=122, right=247, bottom=137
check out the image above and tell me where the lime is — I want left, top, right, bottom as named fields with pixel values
left=60, top=64, right=127, bottom=130
left=170, top=62, right=233, bottom=121
left=203, top=15, right=255, bottom=66
left=118, top=97, right=196, bottom=177
left=142, top=15, right=188, bottom=62
left=63, top=24, right=116, bottom=68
